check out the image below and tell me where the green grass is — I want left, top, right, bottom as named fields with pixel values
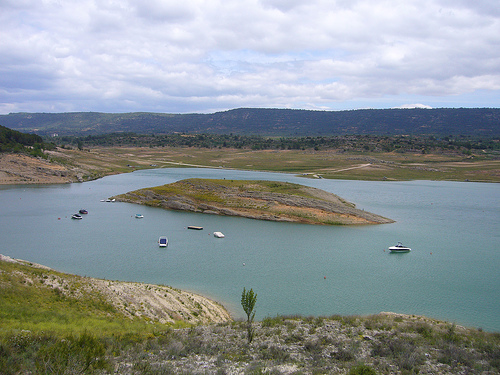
left=0, top=261, right=184, bottom=339
left=154, top=178, right=320, bottom=200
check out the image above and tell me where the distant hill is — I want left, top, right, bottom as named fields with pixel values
left=1, top=108, right=499, bottom=137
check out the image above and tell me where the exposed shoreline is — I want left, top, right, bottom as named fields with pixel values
left=0, top=152, right=91, bottom=185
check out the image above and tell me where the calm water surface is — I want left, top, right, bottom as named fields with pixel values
left=1, top=168, right=498, bottom=331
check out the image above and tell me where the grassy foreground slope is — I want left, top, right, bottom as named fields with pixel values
left=0, top=255, right=230, bottom=332
left=1, top=256, right=499, bottom=374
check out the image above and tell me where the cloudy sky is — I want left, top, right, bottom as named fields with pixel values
left=1, top=0, right=499, bottom=114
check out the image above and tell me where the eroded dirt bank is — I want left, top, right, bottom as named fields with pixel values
left=0, top=153, right=84, bottom=184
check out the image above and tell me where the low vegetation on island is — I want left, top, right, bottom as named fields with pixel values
left=115, top=179, right=394, bottom=225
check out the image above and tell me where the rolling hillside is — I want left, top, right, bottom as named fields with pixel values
left=1, top=107, right=499, bottom=136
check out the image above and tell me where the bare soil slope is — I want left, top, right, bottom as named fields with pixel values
left=0, top=152, right=89, bottom=184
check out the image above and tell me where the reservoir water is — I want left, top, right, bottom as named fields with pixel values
left=1, top=168, right=499, bottom=332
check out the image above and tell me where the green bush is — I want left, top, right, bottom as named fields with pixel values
left=35, top=331, right=109, bottom=374
left=349, top=364, right=377, bottom=375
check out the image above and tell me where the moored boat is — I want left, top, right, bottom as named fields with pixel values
left=79, top=209, right=88, bottom=214
left=135, top=213, right=144, bottom=219
left=213, top=231, right=225, bottom=238
left=158, top=236, right=168, bottom=247
left=71, top=213, right=83, bottom=220
left=188, top=226, right=203, bottom=230
left=389, top=242, right=411, bottom=252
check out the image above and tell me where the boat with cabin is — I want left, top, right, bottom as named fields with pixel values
left=389, top=242, right=411, bottom=252
left=158, top=236, right=168, bottom=247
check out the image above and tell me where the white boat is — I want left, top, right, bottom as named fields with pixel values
left=389, top=242, right=411, bottom=252
left=213, top=231, right=225, bottom=238
left=158, top=236, right=168, bottom=247
left=71, top=213, right=83, bottom=220
left=135, top=213, right=144, bottom=219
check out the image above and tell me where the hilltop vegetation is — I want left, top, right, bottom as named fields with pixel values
left=2, top=107, right=499, bottom=137
left=0, top=125, right=54, bottom=158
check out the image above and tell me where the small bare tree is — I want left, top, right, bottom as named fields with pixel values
left=241, top=287, right=257, bottom=343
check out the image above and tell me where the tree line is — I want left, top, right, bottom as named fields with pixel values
left=54, top=132, right=499, bottom=155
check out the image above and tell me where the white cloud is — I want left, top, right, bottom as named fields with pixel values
left=0, top=0, right=499, bottom=114
left=394, top=104, right=433, bottom=109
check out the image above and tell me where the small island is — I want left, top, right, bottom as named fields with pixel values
left=114, top=179, right=394, bottom=225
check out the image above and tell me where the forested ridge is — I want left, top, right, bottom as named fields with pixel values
left=1, top=107, right=499, bottom=137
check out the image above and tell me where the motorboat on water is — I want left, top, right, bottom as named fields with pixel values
left=213, top=231, right=225, bottom=238
left=389, top=242, right=411, bottom=252
left=71, top=213, right=83, bottom=220
left=158, top=236, right=168, bottom=247
left=135, top=213, right=144, bottom=219
left=79, top=209, right=88, bottom=214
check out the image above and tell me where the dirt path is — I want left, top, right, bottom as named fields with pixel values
left=330, top=163, right=372, bottom=173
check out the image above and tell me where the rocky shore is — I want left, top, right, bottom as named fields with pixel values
left=115, top=178, right=394, bottom=225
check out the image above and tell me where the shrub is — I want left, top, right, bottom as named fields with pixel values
left=332, top=347, right=356, bottom=362
left=349, top=364, right=377, bottom=375
left=259, top=344, right=290, bottom=363
left=262, top=316, right=283, bottom=328
left=35, top=331, right=109, bottom=374
left=438, top=343, right=474, bottom=368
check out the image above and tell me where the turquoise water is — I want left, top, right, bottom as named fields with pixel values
left=1, top=168, right=499, bottom=331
